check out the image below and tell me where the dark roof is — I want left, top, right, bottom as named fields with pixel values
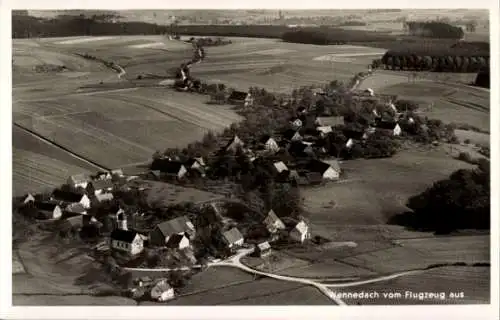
left=317, top=116, right=345, bottom=127
left=151, top=159, right=185, bottom=174
left=166, top=233, right=187, bottom=247
left=229, top=91, right=248, bottom=101
left=34, top=201, right=60, bottom=212
left=305, top=172, right=324, bottom=184
left=110, top=229, right=138, bottom=243
left=90, top=179, right=114, bottom=190
left=343, top=128, right=365, bottom=140
left=259, top=134, right=274, bottom=144
left=288, top=141, right=312, bottom=156
left=52, top=190, right=85, bottom=203
left=305, top=159, right=332, bottom=175
left=375, top=120, right=398, bottom=130
left=155, top=216, right=194, bottom=238
left=222, top=227, right=244, bottom=244
left=283, top=129, right=301, bottom=141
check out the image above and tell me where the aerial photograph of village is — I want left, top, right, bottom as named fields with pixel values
left=10, top=8, right=491, bottom=306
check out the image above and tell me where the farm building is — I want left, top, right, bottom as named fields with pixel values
left=254, top=241, right=272, bottom=257
left=315, top=116, right=344, bottom=127
left=151, top=159, right=188, bottom=180
left=166, top=233, right=191, bottom=250
left=289, top=220, right=311, bottom=243
left=343, top=128, right=369, bottom=141
left=95, top=192, right=114, bottom=203
left=149, top=216, right=196, bottom=246
left=316, top=126, right=333, bottom=137
left=65, top=203, right=87, bottom=215
left=228, top=90, right=251, bottom=105
left=263, top=209, right=286, bottom=234
left=34, top=201, right=62, bottom=220
left=88, top=179, right=114, bottom=195
left=60, top=215, right=84, bottom=232
left=271, top=161, right=289, bottom=175
left=22, top=193, right=35, bottom=205
left=67, top=174, right=91, bottom=189
left=283, top=129, right=303, bottom=142
left=305, top=159, right=340, bottom=180
left=110, top=229, right=144, bottom=256
left=51, top=190, right=91, bottom=209
left=289, top=117, right=303, bottom=130
left=94, top=171, right=112, bottom=180
left=150, top=279, right=175, bottom=302
left=288, top=141, right=314, bottom=158
left=225, top=135, right=245, bottom=153
left=221, top=227, right=244, bottom=249
left=259, top=135, right=280, bottom=152
left=184, top=158, right=206, bottom=177
left=375, top=121, right=402, bottom=136
left=346, top=138, right=354, bottom=149
left=111, top=169, right=125, bottom=177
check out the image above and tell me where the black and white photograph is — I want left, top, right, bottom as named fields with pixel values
left=1, top=2, right=498, bottom=319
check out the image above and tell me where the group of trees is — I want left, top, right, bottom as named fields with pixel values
left=400, top=159, right=489, bottom=233
left=405, top=21, right=465, bottom=39
left=381, top=51, right=489, bottom=72
left=281, top=29, right=394, bottom=45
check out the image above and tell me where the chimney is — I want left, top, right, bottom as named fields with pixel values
left=117, top=212, right=128, bottom=231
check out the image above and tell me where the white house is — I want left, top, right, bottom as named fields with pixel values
left=307, top=159, right=340, bottom=181
left=51, top=190, right=91, bottom=209
left=221, top=227, right=244, bottom=249
left=34, top=202, right=63, bottom=220
left=150, top=216, right=196, bottom=246
left=166, top=233, right=191, bottom=250
left=376, top=121, right=402, bottom=136
left=67, top=174, right=90, bottom=189
left=95, top=192, right=114, bottom=203
left=289, top=221, right=311, bottom=243
left=261, top=136, right=280, bottom=152
left=90, top=179, right=114, bottom=195
left=272, top=161, right=289, bottom=175
left=316, top=126, right=333, bottom=137
left=345, top=138, right=354, bottom=149
left=110, top=229, right=144, bottom=255
left=23, top=193, right=35, bottom=205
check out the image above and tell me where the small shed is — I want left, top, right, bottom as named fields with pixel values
left=254, top=241, right=272, bottom=257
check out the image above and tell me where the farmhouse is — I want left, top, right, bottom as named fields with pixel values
left=110, top=229, right=144, bottom=256
left=346, top=138, right=354, bottom=148
left=34, top=201, right=62, bottom=220
left=263, top=209, right=286, bottom=234
left=166, top=233, right=191, bottom=250
left=315, top=116, right=344, bottom=127
left=228, top=90, right=251, bottom=105
left=88, top=179, right=114, bottom=195
left=184, top=158, right=206, bottom=177
left=289, top=117, right=303, bottom=130
left=22, top=193, right=35, bottom=205
left=65, top=203, right=87, bottom=215
left=161, top=161, right=188, bottom=179
left=289, top=220, right=311, bottom=243
left=305, top=159, right=340, bottom=180
left=283, top=129, right=302, bottom=142
left=225, top=135, right=245, bottom=153
left=60, top=215, right=84, bottom=232
left=288, top=141, right=314, bottom=158
left=150, top=279, right=175, bottom=302
left=51, top=190, right=91, bottom=209
left=343, top=128, right=369, bottom=141
left=254, top=241, right=272, bottom=257
left=95, top=192, right=114, bottom=203
left=316, top=126, right=333, bottom=137
left=67, top=174, right=90, bottom=189
left=149, top=216, right=196, bottom=246
left=259, top=135, right=280, bottom=152
left=221, top=227, right=244, bottom=249
left=375, top=120, right=402, bottom=136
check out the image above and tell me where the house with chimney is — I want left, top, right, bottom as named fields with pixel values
left=51, top=190, right=91, bottom=209
left=149, top=215, right=196, bottom=247
left=67, top=174, right=91, bottom=189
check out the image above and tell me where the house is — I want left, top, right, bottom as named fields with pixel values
left=51, top=190, right=91, bottom=209
left=305, top=159, right=340, bottom=180
left=34, top=201, right=63, bottom=220
left=375, top=121, right=402, bottom=136
left=65, top=203, right=88, bottom=215
left=221, top=227, right=244, bottom=249
left=283, top=129, right=302, bottom=142
left=272, top=161, right=289, bottom=175
left=289, top=220, right=311, bottom=243
left=159, top=160, right=188, bottom=180
left=228, top=90, right=250, bottom=104
left=259, top=135, right=280, bottom=152
left=315, top=116, right=344, bottom=127
left=149, top=215, right=196, bottom=246
left=254, top=241, right=272, bottom=257
left=67, top=174, right=90, bottom=189
left=225, top=135, right=245, bottom=153
left=22, top=193, right=35, bottom=205
left=263, top=209, right=286, bottom=234
left=364, top=88, right=375, bottom=96
left=166, top=233, right=191, bottom=250
left=289, top=117, right=303, bottom=130
left=89, top=179, right=114, bottom=195
left=316, top=126, right=333, bottom=137
left=95, top=192, right=114, bottom=203
left=110, top=229, right=144, bottom=255
left=150, top=279, right=175, bottom=302
left=288, top=141, right=314, bottom=158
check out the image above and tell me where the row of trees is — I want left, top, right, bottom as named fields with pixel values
left=281, top=29, right=395, bottom=45
left=381, top=53, right=489, bottom=72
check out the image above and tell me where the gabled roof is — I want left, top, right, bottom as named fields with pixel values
left=273, top=161, right=289, bottom=173
left=316, top=116, right=344, bottom=127
left=263, top=210, right=285, bottom=229
left=166, top=233, right=188, bottom=247
left=155, top=216, right=195, bottom=238
left=225, top=135, right=244, bottom=151
left=63, top=215, right=83, bottom=228
left=222, top=227, right=244, bottom=244
left=229, top=90, right=248, bottom=101
left=316, top=126, right=333, bottom=134
left=343, top=128, right=366, bottom=140
left=96, top=192, right=114, bottom=202
left=185, top=158, right=205, bottom=168
left=34, top=201, right=60, bottom=212
left=52, top=190, right=86, bottom=203
left=65, top=203, right=87, bottom=214
left=288, top=141, right=313, bottom=156
left=293, top=221, right=309, bottom=234
left=259, top=135, right=275, bottom=144
left=68, top=173, right=90, bottom=184
left=283, top=129, right=301, bottom=141
left=305, top=159, right=332, bottom=175
left=256, top=241, right=271, bottom=251
left=111, top=229, right=139, bottom=243
left=375, top=120, right=399, bottom=130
